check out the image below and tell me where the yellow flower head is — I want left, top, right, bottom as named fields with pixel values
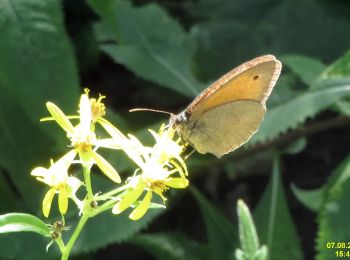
left=112, top=124, right=189, bottom=220
left=44, top=91, right=123, bottom=183
left=31, top=150, right=81, bottom=217
left=84, top=88, right=106, bottom=123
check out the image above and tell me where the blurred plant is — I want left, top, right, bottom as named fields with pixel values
left=236, top=200, right=268, bottom=260
left=0, top=90, right=189, bottom=260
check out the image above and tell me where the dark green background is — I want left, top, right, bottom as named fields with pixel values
left=1, top=0, right=350, bottom=259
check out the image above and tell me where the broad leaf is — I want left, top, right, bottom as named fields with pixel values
left=0, top=233, right=58, bottom=259
left=191, top=187, right=237, bottom=260
left=251, top=78, right=350, bottom=144
left=321, top=49, right=350, bottom=78
left=316, top=179, right=350, bottom=260
left=0, top=0, right=79, bottom=123
left=0, top=0, right=80, bottom=208
left=315, top=155, right=350, bottom=259
left=282, top=55, right=325, bottom=86
left=0, top=0, right=80, bottom=258
left=130, top=233, right=209, bottom=260
left=291, top=153, right=350, bottom=211
left=291, top=184, right=325, bottom=211
left=254, top=156, right=303, bottom=260
left=89, top=0, right=203, bottom=97
left=190, top=0, right=350, bottom=81
left=320, top=49, right=350, bottom=115
left=0, top=213, right=49, bottom=236
left=71, top=209, right=163, bottom=255
left=0, top=214, right=56, bottom=259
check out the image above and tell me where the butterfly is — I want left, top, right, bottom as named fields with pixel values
left=170, top=55, right=282, bottom=158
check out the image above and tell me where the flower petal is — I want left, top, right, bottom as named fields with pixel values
left=164, top=177, right=189, bottom=189
left=95, top=138, right=122, bottom=150
left=67, top=176, right=82, bottom=195
left=31, top=167, right=48, bottom=177
left=112, top=181, right=145, bottom=214
left=79, top=94, right=92, bottom=131
left=46, top=102, right=75, bottom=135
left=122, top=134, right=149, bottom=168
left=90, top=151, right=121, bottom=183
left=43, top=188, right=56, bottom=217
left=53, top=150, right=77, bottom=170
left=129, top=190, right=152, bottom=221
left=98, top=117, right=126, bottom=141
left=58, top=187, right=68, bottom=215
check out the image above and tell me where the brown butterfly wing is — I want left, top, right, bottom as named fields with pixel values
left=187, top=55, right=282, bottom=117
left=182, top=100, right=265, bottom=158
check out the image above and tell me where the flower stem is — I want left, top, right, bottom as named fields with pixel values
left=55, top=237, right=65, bottom=253
left=83, top=164, right=93, bottom=200
left=90, top=199, right=116, bottom=217
left=95, top=184, right=130, bottom=201
left=61, top=214, right=89, bottom=260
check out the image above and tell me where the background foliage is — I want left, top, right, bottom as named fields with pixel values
left=1, top=0, right=350, bottom=259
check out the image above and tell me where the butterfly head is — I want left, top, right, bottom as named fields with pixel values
left=169, top=111, right=188, bottom=132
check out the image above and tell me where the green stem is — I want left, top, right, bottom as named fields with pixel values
left=61, top=214, right=89, bottom=260
left=95, top=184, right=130, bottom=201
left=90, top=199, right=116, bottom=217
left=59, top=196, right=117, bottom=258
left=55, top=237, right=65, bottom=252
left=83, top=164, right=93, bottom=200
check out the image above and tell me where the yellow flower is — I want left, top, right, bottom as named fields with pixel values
left=44, top=91, right=125, bottom=183
left=112, top=124, right=189, bottom=220
left=31, top=150, right=81, bottom=217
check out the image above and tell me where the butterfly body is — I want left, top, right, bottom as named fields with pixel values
left=171, top=55, right=282, bottom=158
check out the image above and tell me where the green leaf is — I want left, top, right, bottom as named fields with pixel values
left=324, top=155, right=350, bottom=190
left=0, top=213, right=49, bottom=236
left=282, top=55, right=325, bottom=86
left=282, top=138, right=307, bottom=155
left=236, top=200, right=268, bottom=260
left=89, top=0, right=203, bottom=97
left=321, top=49, right=350, bottom=78
left=254, top=156, right=303, bottom=260
left=320, top=49, right=350, bottom=115
left=191, top=187, right=237, bottom=260
left=70, top=209, right=163, bottom=255
left=0, top=233, right=58, bottom=259
left=0, top=0, right=80, bottom=257
left=0, top=0, right=80, bottom=209
left=190, top=0, right=350, bottom=81
left=266, top=74, right=301, bottom=107
left=291, top=184, right=325, bottom=211
left=316, top=155, right=350, bottom=259
left=316, top=179, right=350, bottom=259
left=130, top=233, right=209, bottom=260
left=251, top=78, right=350, bottom=144
left=334, top=99, right=350, bottom=116
left=0, top=0, right=79, bottom=123
left=305, top=155, right=350, bottom=259
left=237, top=200, right=260, bottom=255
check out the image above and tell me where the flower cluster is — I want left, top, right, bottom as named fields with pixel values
left=111, top=125, right=188, bottom=220
left=31, top=90, right=189, bottom=221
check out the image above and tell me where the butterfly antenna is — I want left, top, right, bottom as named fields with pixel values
left=129, top=108, right=172, bottom=116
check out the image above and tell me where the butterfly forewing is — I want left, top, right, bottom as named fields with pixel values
left=187, top=55, right=281, bottom=117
